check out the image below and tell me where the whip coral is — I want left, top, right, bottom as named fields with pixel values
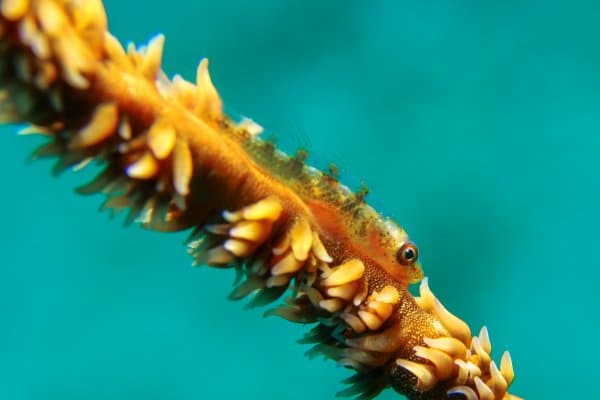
left=0, top=1, right=520, bottom=399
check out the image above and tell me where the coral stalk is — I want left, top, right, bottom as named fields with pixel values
left=0, top=1, right=519, bottom=399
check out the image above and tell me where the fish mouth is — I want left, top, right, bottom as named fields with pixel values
left=408, top=261, right=425, bottom=284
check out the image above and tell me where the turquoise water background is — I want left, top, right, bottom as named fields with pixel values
left=1, top=1, right=598, bottom=399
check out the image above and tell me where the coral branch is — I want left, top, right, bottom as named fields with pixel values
left=0, top=1, right=519, bottom=399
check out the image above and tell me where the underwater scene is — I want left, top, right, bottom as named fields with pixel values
left=0, top=0, right=598, bottom=399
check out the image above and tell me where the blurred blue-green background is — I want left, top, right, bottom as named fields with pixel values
left=1, top=0, right=598, bottom=399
